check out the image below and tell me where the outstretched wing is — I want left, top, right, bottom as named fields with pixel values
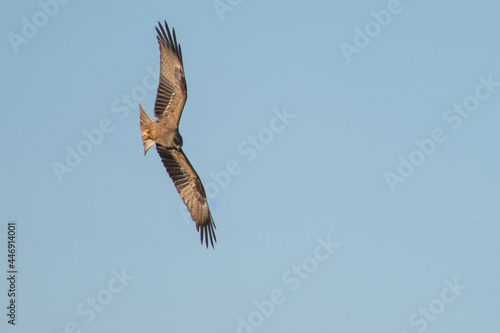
left=156, top=145, right=216, bottom=248
left=154, top=21, right=187, bottom=129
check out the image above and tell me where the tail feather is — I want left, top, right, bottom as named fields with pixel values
left=139, top=105, right=155, bottom=155
left=140, top=104, right=154, bottom=128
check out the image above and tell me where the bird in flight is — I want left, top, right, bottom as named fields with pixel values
left=140, top=21, right=216, bottom=248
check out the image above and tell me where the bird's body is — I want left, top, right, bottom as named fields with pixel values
left=140, top=108, right=183, bottom=149
left=140, top=21, right=216, bottom=248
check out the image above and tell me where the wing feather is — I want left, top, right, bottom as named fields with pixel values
left=153, top=21, right=187, bottom=129
left=156, top=145, right=216, bottom=248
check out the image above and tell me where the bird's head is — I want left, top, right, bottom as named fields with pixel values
left=162, top=129, right=183, bottom=150
left=172, top=131, right=183, bottom=150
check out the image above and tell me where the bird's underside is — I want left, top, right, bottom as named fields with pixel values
left=139, top=20, right=216, bottom=248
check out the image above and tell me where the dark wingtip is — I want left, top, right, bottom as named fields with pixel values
left=155, top=20, right=183, bottom=66
left=200, top=222, right=216, bottom=249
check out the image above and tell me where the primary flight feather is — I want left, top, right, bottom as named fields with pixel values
left=139, top=20, right=216, bottom=248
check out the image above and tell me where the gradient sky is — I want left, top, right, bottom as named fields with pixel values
left=1, top=0, right=499, bottom=332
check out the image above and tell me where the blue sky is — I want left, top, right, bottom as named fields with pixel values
left=1, top=0, right=499, bottom=332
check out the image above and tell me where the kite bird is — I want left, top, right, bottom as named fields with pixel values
left=139, top=21, right=216, bottom=248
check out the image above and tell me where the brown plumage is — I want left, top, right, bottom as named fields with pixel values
left=140, top=21, right=216, bottom=248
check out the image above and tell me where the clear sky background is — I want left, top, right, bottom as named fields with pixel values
left=1, top=0, right=499, bottom=332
